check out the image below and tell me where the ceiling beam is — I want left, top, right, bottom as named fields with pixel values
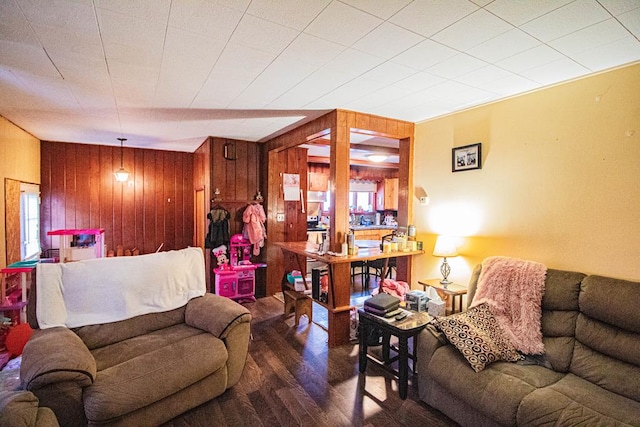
left=308, top=155, right=398, bottom=169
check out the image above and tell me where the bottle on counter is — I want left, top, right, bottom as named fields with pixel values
left=347, top=231, right=356, bottom=255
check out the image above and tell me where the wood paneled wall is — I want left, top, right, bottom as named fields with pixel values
left=40, top=141, right=194, bottom=256
left=193, top=137, right=267, bottom=295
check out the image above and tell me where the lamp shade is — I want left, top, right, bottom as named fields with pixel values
left=432, top=235, right=458, bottom=258
left=114, top=168, right=129, bottom=182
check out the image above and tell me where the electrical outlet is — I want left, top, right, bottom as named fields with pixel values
left=276, top=213, right=285, bottom=222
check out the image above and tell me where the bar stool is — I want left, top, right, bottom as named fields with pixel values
left=351, top=261, right=369, bottom=290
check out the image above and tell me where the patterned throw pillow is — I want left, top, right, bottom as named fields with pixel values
left=430, top=303, right=522, bottom=372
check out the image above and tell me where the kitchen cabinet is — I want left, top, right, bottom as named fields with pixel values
left=377, top=178, right=398, bottom=210
left=308, top=172, right=328, bottom=192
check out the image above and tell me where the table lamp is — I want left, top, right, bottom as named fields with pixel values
left=433, top=236, right=458, bottom=286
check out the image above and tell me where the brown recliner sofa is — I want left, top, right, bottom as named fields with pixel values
left=21, top=293, right=250, bottom=426
left=19, top=248, right=252, bottom=427
left=417, top=266, right=640, bottom=426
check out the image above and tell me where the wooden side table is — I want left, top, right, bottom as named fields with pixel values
left=418, top=279, right=468, bottom=314
left=358, top=308, right=430, bottom=399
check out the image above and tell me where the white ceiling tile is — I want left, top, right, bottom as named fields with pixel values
left=549, top=19, right=631, bottom=57
left=1, top=0, right=639, bottom=147
left=618, top=7, right=640, bottom=37
left=496, top=45, right=566, bottom=73
left=98, top=9, right=165, bottom=67
left=422, top=80, right=483, bottom=100
left=486, top=0, right=575, bottom=26
left=112, top=79, right=156, bottom=107
left=17, top=0, right=96, bottom=31
left=597, top=0, right=640, bottom=16
left=570, top=36, right=640, bottom=71
left=360, top=62, right=417, bottom=85
left=479, top=74, right=540, bottom=96
left=246, top=0, right=330, bottom=30
left=207, top=43, right=276, bottom=84
left=229, top=14, right=299, bottom=55
left=352, top=22, right=424, bottom=59
left=520, top=57, right=590, bottom=85
left=467, top=29, right=541, bottom=63
left=229, top=57, right=317, bottom=107
left=454, top=64, right=515, bottom=86
left=340, top=0, right=412, bottom=19
left=162, top=27, right=225, bottom=74
left=191, top=77, right=247, bottom=108
left=280, top=33, right=345, bottom=67
left=215, top=0, right=251, bottom=13
left=321, top=48, right=385, bottom=80
left=305, top=2, right=382, bottom=46
left=389, top=0, right=478, bottom=37
left=0, top=73, right=35, bottom=109
left=268, top=68, right=351, bottom=108
left=432, top=9, right=514, bottom=51
left=306, top=77, right=387, bottom=108
left=32, top=23, right=104, bottom=61
left=470, top=0, right=493, bottom=6
left=394, top=72, right=446, bottom=91
left=426, top=53, right=487, bottom=78
left=70, top=85, right=117, bottom=109
left=391, top=39, right=458, bottom=70
left=94, top=0, right=171, bottom=24
left=0, top=1, right=39, bottom=45
left=345, top=85, right=414, bottom=110
left=0, top=41, right=62, bottom=79
left=521, top=0, right=611, bottom=42
left=168, top=0, right=243, bottom=42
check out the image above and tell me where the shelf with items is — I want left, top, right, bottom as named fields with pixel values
left=1, top=260, right=38, bottom=324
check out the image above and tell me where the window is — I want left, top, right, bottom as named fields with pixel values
left=349, top=192, right=374, bottom=212
left=20, top=183, right=40, bottom=260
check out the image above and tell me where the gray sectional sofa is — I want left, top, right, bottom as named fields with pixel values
left=417, top=266, right=640, bottom=426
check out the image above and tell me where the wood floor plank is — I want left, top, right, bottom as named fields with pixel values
left=164, top=295, right=457, bottom=427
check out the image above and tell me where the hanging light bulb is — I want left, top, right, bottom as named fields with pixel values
left=114, top=138, right=129, bottom=182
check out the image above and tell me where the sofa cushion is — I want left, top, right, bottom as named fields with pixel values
left=517, top=373, right=640, bottom=426
left=83, top=330, right=227, bottom=423
left=571, top=275, right=640, bottom=402
left=431, top=303, right=522, bottom=372
left=538, top=269, right=584, bottom=374
left=580, top=275, right=640, bottom=332
left=73, top=306, right=186, bottom=350
left=541, top=269, right=584, bottom=311
left=90, top=323, right=203, bottom=371
left=428, top=344, right=563, bottom=426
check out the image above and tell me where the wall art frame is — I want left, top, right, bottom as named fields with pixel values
left=452, top=143, right=482, bottom=172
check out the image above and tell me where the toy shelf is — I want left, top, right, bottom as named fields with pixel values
left=47, top=228, right=105, bottom=263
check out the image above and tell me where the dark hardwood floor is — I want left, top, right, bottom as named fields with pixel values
left=165, top=292, right=457, bottom=427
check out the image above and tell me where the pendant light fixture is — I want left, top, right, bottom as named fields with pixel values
left=114, top=138, right=129, bottom=182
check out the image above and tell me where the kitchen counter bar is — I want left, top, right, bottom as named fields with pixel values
left=274, top=240, right=424, bottom=347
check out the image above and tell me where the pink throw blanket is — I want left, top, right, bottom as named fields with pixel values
left=470, top=256, right=547, bottom=355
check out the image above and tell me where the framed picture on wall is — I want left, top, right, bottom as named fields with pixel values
left=452, top=143, right=482, bottom=172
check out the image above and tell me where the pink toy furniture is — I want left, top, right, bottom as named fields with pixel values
left=214, top=234, right=259, bottom=302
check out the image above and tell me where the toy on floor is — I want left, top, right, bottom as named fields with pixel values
left=214, top=234, right=263, bottom=302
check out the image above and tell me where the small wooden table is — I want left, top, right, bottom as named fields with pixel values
left=358, top=308, right=430, bottom=399
left=418, top=279, right=468, bottom=314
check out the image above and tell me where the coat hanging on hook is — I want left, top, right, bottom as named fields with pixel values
left=205, top=206, right=230, bottom=249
